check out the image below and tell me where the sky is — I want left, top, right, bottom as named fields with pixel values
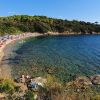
left=0, top=0, right=100, bottom=23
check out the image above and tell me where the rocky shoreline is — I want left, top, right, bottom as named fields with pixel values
left=72, top=75, right=100, bottom=85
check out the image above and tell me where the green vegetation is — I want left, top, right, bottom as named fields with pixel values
left=0, top=79, right=16, bottom=94
left=0, top=15, right=100, bottom=99
left=24, top=91, right=35, bottom=100
left=0, top=76, right=99, bottom=100
left=0, top=15, right=100, bottom=35
left=0, top=79, right=21, bottom=99
left=39, top=75, right=100, bottom=100
left=0, top=79, right=35, bottom=99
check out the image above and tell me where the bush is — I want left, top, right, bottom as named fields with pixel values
left=92, top=95, right=100, bottom=100
left=1, top=15, right=99, bottom=35
left=6, top=27, right=21, bottom=34
left=0, top=79, right=16, bottom=94
left=24, top=90, right=35, bottom=100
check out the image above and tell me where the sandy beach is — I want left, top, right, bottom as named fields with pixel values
left=0, top=33, right=43, bottom=79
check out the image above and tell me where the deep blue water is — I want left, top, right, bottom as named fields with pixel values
left=8, top=35, right=100, bottom=81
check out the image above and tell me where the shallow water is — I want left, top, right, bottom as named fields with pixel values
left=6, top=35, right=100, bottom=82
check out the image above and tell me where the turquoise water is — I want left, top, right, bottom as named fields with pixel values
left=8, top=35, right=100, bottom=82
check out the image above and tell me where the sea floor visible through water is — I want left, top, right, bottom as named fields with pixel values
left=1, top=35, right=100, bottom=82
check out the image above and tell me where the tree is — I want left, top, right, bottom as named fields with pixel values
left=0, top=15, right=100, bottom=36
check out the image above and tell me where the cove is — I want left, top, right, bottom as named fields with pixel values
left=7, top=35, right=100, bottom=82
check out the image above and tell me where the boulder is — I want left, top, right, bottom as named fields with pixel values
left=75, top=76, right=92, bottom=85
left=90, top=75, right=100, bottom=85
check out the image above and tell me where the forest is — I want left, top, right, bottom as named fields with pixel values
left=0, top=15, right=100, bottom=35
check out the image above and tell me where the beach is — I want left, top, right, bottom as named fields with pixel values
left=0, top=33, right=43, bottom=79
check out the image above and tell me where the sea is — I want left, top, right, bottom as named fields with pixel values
left=2, top=35, right=100, bottom=82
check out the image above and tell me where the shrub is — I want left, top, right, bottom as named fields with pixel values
left=0, top=79, right=16, bottom=94
left=24, top=90, right=35, bottom=100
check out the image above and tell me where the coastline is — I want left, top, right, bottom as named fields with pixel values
left=0, top=33, right=43, bottom=79
left=44, top=32, right=100, bottom=37
left=0, top=32, right=100, bottom=79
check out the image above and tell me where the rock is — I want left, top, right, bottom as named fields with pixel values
left=90, top=75, right=100, bottom=85
left=32, top=77, right=47, bottom=87
left=75, top=76, right=92, bottom=85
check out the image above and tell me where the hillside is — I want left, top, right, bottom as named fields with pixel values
left=0, top=15, right=100, bottom=35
